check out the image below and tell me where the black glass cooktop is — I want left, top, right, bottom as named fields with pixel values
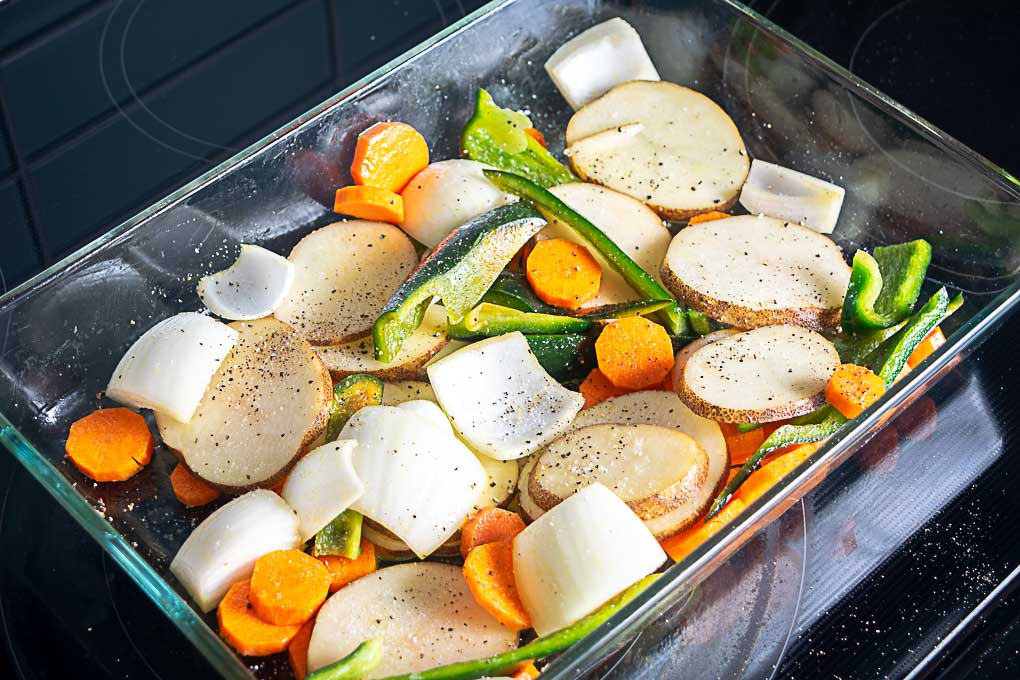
left=0, top=1, right=1018, bottom=678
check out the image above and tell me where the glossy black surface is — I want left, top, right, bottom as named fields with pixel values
left=0, top=0, right=1018, bottom=678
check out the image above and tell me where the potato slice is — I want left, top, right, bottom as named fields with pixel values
left=275, top=221, right=418, bottom=344
left=565, top=81, right=749, bottom=219
left=567, top=391, right=729, bottom=538
left=362, top=520, right=462, bottom=560
left=661, top=215, right=851, bottom=330
left=530, top=423, right=708, bottom=521
left=316, top=304, right=448, bottom=381
left=308, top=562, right=517, bottom=676
left=676, top=325, right=839, bottom=422
left=380, top=380, right=436, bottom=405
left=539, top=182, right=671, bottom=305
left=157, top=318, right=332, bottom=492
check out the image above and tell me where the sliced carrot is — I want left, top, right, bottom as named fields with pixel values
left=578, top=368, right=672, bottom=408
left=687, top=211, right=731, bottom=225
left=526, top=238, right=602, bottom=309
left=460, top=506, right=527, bottom=558
left=735, top=441, right=822, bottom=506
left=660, top=499, right=747, bottom=563
left=512, top=661, right=541, bottom=679
left=523, top=127, right=547, bottom=148
left=249, top=549, right=331, bottom=626
left=333, top=185, right=404, bottom=224
left=825, top=363, right=886, bottom=419
left=595, top=317, right=675, bottom=390
left=719, top=423, right=767, bottom=466
left=463, top=541, right=532, bottom=631
left=170, top=464, right=221, bottom=507
left=288, top=619, right=315, bottom=680
left=319, top=539, right=377, bottom=592
left=218, top=580, right=302, bottom=656
left=350, top=121, right=429, bottom=192
left=907, top=326, right=946, bottom=368
left=65, top=407, right=153, bottom=482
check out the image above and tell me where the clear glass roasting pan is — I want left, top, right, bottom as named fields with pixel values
left=2, top=0, right=1019, bottom=677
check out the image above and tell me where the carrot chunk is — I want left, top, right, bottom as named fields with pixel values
left=719, top=423, right=766, bottom=466
left=512, top=661, right=541, bottom=679
left=218, top=580, right=302, bottom=656
left=319, top=539, right=377, bottom=592
left=523, top=127, right=547, bottom=148
left=660, top=499, right=747, bottom=563
left=65, top=407, right=153, bottom=482
left=906, top=326, right=946, bottom=368
left=463, top=541, right=532, bottom=631
left=525, top=238, right=602, bottom=309
left=595, top=317, right=675, bottom=390
left=170, top=464, right=221, bottom=507
left=460, top=506, right=527, bottom=558
left=735, top=441, right=822, bottom=506
left=579, top=368, right=633, bottom=408
left=249, top=549, right=331, bottom=626
left=687, top=211, right=730, bottom=225
left=825, top=363, right=886, bottom=418
left=288, top=619, right=315, bottom=680
left=333, top=185, right=404, bottom=224
left=350, top=121, right=429, bottom=192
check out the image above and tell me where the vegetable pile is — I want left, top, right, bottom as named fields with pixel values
left=63, top=17, right=962, bottom=680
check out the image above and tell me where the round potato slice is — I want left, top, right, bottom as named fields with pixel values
left=316, top=304, right=448, bottom=381
left=275, top=221, right=418, bottom=345
left=380, top=380, right=436, bottom=405
left=308, top=562, right=517, bottom=676
left=565, top=81, right=749, bottom=219
left=676, top=325, right=840, bottom=423
left=530, top=423, right=708, bottom=522
left=661, top=215, right=851, bottom=330
left=157, top=318, right=332, bottom=492
left=538, top=182, right=671, bottom=305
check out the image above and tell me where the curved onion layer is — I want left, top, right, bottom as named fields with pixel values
left=739, top=159, right=846, bottom=234
left=340, top=404, right=486, bottom=557
left=197, top=244, right=295, bottom=320
left=170, top=490, right=300, bottom=612
left=107, top=312, right=237, bottom=423
left=282, top=439, right=364, bottom=541
left=513, top=483, right=665, bottom=636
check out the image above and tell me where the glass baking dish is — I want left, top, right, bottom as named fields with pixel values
left=1, top=0, right=1019, bottom=678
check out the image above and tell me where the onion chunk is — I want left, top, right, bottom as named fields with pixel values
left=197, top=244, right=295, bottom=320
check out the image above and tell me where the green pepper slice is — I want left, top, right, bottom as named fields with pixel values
left=841, top=240, right=932, bottom=331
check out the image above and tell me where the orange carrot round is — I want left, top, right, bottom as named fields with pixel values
left=825, top=363, right=886, bottom=418
left=595, top=317, right=675, bottom=390
left=333, top=185, right=404, bottom=224
left=526, top=238, right=602, bottom=309
left=578, top=368, right=632, bottom=408
left=351, top=121, right=429, bottom=192
left=249, top=549, right=331, bottom=626
left=319, top=539, right=377, bottom=592
left=512, top=661, right=541, bottom=679
left=288, top=618, right=315, bottom=680
left=687, top=211, right=731, bottom=225
left=65, top=407, right=153, bottom=482
left=170, top=464, right=221, bottom=507
left=659, top=498, right=747, bottom=563
left=523, top=127, right=547, bottom=148
left=460, top=506, right=527, bottom=558
left=906, top=326, right=946, bottom=368
left=462, top=541, right=532, bottom=631
left=218, top=580, right=302, bottom=656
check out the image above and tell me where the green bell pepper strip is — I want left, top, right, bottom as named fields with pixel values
left=831, top=320, right=906, bottom=365
left=375, top=575, right=660, bottom=680
left=307, top=637, right=383, bottom=680
left=326, top=374, right=384, bottom=442
left=840, top=240, right=932, bottom=331
left=373, top=202, right=547, bottom=362
left=735, top=423, right=763, bottom=434
left=313, top=509, right=363, bottom=559
left=483, top=169, right=689, bottom=336
left=867, top=288, right=961, bottom=385
left=706, top=406, right=847, bottom=519
left=572, top=299, right=674, bottom=320
left=461, top=89, right=575, bottom=188
left=448, top=303, right=592, bottom=340
left=526, top=333, right=597, bottom=382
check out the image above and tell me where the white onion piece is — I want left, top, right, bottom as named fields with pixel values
left=513, top=483, right=665, bottom=636
left=196, top=244, right=295, bottom=320
left=738, top=159, right=846, bottom=234
left=107, top=312, right=237, bottom=423
left=401, top=160, right=515, bottom=247
left=170, top=490, right=300, bottom=612
left=396, top=400, right=454, bottom=435
left=427, top=333, right=584, bottom=461
left=545, top=18, right=659, bottom=110
left=282, top=439, right=365, bottom=541
left=340, top=406, right=486, bottom=558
